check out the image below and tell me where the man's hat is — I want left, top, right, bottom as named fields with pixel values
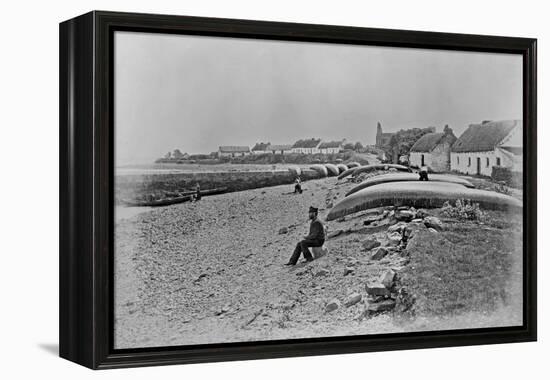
left=309, top=206, right=319, bottom=213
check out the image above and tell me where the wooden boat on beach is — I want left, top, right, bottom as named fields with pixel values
left=122, top=187, right=227, bottom=207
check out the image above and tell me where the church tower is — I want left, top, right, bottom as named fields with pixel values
left=376, top=122, right=383, bottom=147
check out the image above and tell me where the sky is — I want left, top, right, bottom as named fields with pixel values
left=114, top=31, right=522, bottom=165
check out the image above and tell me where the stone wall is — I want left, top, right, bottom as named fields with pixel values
left=115, top=169, right=321, bottom=203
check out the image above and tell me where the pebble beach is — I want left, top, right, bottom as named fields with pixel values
left=114, top=175, right=523, bottom=349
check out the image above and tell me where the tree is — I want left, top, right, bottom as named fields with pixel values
left=173, top=149, right=184, bottom=159
left=354, top=141, right=364, bottom=151
left=164, top=151, right=172, bottom=159
left=343, top=142, right=355, bottom=150
left=384, top=127, right=435, bottom=163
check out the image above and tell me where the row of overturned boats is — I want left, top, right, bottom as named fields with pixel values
left=288, top=162, right=523, bottom=221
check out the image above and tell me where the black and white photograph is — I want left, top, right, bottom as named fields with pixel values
left=113, top=31, right=524, bottom=349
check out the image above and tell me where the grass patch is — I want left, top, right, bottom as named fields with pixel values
left=399, top=211, right=522, bottom=317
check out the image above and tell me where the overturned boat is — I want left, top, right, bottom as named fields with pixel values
left=324, top=163, right=340, bottom=176
left=123, top=187, right=228, bottom=207
left=336, top=164, right=348, bottom=174
left=288, top=166, right=302, bottom=176
left=326, top=181, right=522, bottom=221
left=345, top=161, right=361, bottom=168
left=310, top=164, right=328, bottom=177
left=345, top=173, right=475, bottom=196
left=338, top=163, right=411, bottom=180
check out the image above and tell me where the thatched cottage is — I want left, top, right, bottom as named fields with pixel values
left=450, top=120, right=522, bottom=176
left=218, top=146, right=251, bottom=158
left=409, top=126, right=457, bottom=172
left=319, top=140, right=345, bottom=154
left=267, top=144, right=293, bottom=155
left=291, top=138, right=322, bottom=154
left=251, top=142, right=271, bottom=155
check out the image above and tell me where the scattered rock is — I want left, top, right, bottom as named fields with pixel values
left=337, top=217, right=346, bottom=222
left=388, top=222, right=408, bottom=233
left=395, top=287, right=416, bottom=312
left=366, top=282, right=391, bottom=296
left=367, top=299, right=396, bottom=313
left=327, top=229, right=344, bottom=239
left=326, top=202, right=334, bottom=209
left=395, top=210, right=415, bottom=222
left=325, top=299, right=340, bottom=313
left=278, top=227, right=289, bottom=234
left=315, top=268, right=330, bottom=277
left=424, top=216, right=444, bottom=231
left=428, top=228, right=438, bottom=233
left=362, top=238, right=381, bottom=250
left=368, top=295, right=385, bottom=303
left=386, top=232, right=402, bottom=246
left=379, top=269, right=396, bottom=289
left=344, top=267, right=355, bottom=276
left=344, top=293, right=362, bottom=307
left=371, top=247, right=388, bottom=260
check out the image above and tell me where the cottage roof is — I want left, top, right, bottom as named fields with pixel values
left=219, top=146, right=250, bottom=153
left=451, top=120, right=520, bottom=153
left=292, top=138, right=321, bottom=148
left=410, top=132, right=455, bottom=152
left=268, top=144, right=292, bottom=151
left=499, top=146, right=523, bottom=156
left=251, top=142, right=270, bottom=151
left=319, top=141, right=343, bottom=149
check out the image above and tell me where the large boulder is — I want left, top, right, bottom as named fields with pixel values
left=379, top=269, right=396, bottom=289
left=386, top=232, right=402, bottom=246
left=366, top=282, right=391, bottom=296
left=366, top=299, right=396, bottom=313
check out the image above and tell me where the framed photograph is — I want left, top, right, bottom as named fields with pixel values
left=59, top=11, right=537, bottom=369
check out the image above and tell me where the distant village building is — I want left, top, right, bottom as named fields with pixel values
left=251, top=142, right=271, bottom=154
left=291, top=138, right=322, bottom=154
left=375, top=122, right=394, bottom=148
left=267, top=144, right=293, bottom=155
left=218, top=146, right=251, bottom=158
left=409, top=126, right=457, bottom=172
left=318, top=140, right=346, bottom=154
left=450, top=120, right=522, bottom=176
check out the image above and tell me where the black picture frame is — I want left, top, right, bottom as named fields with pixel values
left=59, top=10, right=537, bottom=369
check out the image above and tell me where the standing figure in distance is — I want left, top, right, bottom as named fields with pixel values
left=285, top=206, right=325, bottom=265
left=195, top=183, right=202, bottom=201
left=419, top=165, right=429, bottom=181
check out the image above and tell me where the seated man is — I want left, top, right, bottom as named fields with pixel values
left=285, top=206, right=325, bottom=265
left=294, top=177, right=303, bottom=194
